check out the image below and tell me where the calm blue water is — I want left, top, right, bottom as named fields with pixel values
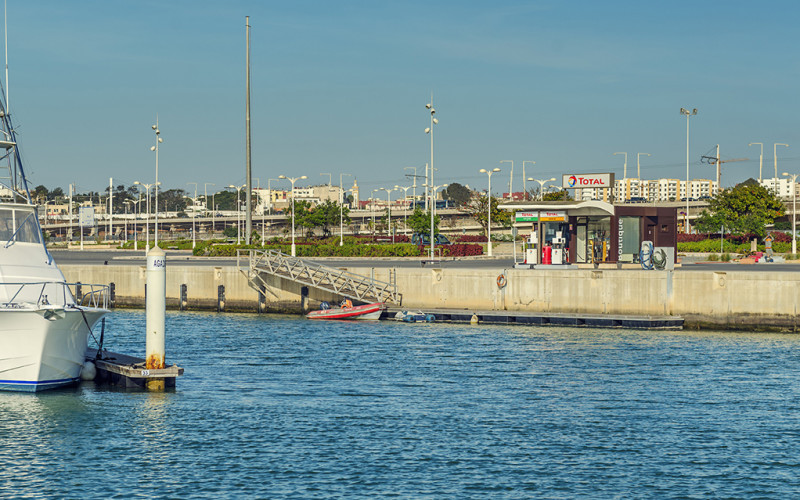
left=2, top=311, right=800, bottom=498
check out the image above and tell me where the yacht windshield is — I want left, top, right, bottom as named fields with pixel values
left=0, top=208, right=41, bottom=244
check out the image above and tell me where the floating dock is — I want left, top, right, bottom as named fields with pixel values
left=86, top=348, right=184, bottom=389
left=382, top=308, right=683, bottom=330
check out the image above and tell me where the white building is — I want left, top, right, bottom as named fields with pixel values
left=760, top=178, right=797, bottom=199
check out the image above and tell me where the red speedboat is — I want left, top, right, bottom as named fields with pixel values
left=307, top=301, right=384, bottom=320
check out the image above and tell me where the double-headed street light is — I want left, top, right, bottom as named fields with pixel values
left=150, top=118, right=163, bottom=248
left=278, top=174, right=307, bottom=257
left=783, top=172, right=798, bottom=255
left=528, top=177, right=556, bottom=200
left=395, top=185, right=412, bottom=233
left=339, top=173, right=351, bottom=246
left=680, top=107, right=697, bottom=233
left=480, top=168, right=501, bottom=256
left=379, top=187, right=399, bottom=244
left=133, top=180, right=159, bottom=251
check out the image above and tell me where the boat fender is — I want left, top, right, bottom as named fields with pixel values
left=496, top=274, right=507, bottom=288
left=470, top=314, right=479, bottom=325
left=426, top=314, right=435, bottom=322
left=80, top=361, right=97, bottom=381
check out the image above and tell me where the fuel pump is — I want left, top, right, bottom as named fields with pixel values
left=551, top=231, right=566, bottom=265
left=525, top=230, right=539, bottom=265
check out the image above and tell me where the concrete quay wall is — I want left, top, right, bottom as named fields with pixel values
left=61, top=264, right=800, bottom=330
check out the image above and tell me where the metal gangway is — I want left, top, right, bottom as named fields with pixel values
left=242, top=249, right=402, bottom=305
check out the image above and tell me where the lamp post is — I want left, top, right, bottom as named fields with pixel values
left=395, top=185, right=412, bottom=233
left=479, top=168, right=500, bottom=257
left=371, top=188, right=380, bottom=236
left=380, top=187, right=398, bottom=244
left=227, top=184, right=244, bottom=244
left=203, top=183, right=215, bottom=218
left=636, top=153, right=650, bottom=179
left=425, top=96, right=438, bottom=210
left=150, top=118, right=163, bottom=247
left=774, top=143, right=789, bottom=180
left=528, top=177, right=556, bottom=200
left=132, top=197, right=144, bottom=251
left=404, top=166, right=417, bottom=206
left=134, top=181, right=159, bottom=251
left=522, top=161, right=535, bottom=198
left=500, top=160, right=514, bottom=199
left=187, top=182, right=198, bottom=248
left=680, top=107, right=697, bottom=233
left=122, top=200, right=132, bottom=244
left=339, top=173, right=351, bottom=246
left=748, top=142, right=764, bottom=182
left=783, top=172, right=798, bottom=255
left=613, top=152, right=628, bottom=179
left=426, top=183, right=448, bottom=259
left=278, top=174, right=307, bottom=257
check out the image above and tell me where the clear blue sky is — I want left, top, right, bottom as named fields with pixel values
left=7, top=0, right=800, bottom=197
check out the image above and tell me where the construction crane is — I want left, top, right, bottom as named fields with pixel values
left=701, top=144, right=747, bottom=193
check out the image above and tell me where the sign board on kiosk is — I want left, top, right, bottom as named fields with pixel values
left=514, top=211, right=567, bottom=222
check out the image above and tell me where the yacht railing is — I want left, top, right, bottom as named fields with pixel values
left=0, top=281, right=109, bottom=309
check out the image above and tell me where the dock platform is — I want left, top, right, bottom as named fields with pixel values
left=382, top=307, right=683, bottom=330
left=86, top=348, right=184, bottom=389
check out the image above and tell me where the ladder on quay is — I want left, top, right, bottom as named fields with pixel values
left=243, top=249, right=402, bottom=305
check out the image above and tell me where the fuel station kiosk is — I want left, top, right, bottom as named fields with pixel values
left=500, top=200, right=678, bottom=268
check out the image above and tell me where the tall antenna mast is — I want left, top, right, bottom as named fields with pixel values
left=245, top=15, right=252, bottom=244
left=4, top=0, right=8, bottom=112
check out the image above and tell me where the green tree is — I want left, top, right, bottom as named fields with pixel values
left=441, top=183, right=473, bottom=206
left=542, top=189, right=573, bottom=201
left=694, top=183, right=784, bottom=237
left=462, top=194, right=511, bottom=235
left=406, top=207, right=441, bottom=236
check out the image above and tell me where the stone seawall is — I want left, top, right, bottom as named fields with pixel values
left=61, top=264, right=800, bottom=331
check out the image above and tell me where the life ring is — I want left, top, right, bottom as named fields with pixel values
left=496, top=274, right=507, bottom=288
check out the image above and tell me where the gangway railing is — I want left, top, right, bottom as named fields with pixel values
left=241, top=249, right=401, bottom=305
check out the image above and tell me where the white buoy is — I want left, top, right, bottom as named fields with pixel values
left=146, top=246, right=166, bottom=390
left=80, top=360, right=96, bottom=381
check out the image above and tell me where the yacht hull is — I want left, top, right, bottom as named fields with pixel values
left=0, top=307, right=107, bottom=392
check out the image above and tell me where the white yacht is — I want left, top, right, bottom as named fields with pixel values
left=0, top=115, right=108, bottom=392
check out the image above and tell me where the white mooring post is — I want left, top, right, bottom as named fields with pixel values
left=146, top=246, right=166, bottom=391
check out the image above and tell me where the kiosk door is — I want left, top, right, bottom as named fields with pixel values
left=576, top=224, right=587, bottom=263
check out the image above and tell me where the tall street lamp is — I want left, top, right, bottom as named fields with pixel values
left=613, top=152, right=628, bottom=179
left=636, top=153, right=650, bottom=179
left=134, top=181, right=159, bottom=251
left=528, top=177, right=556, bottom=200
left=479, top=168, right=500, bottom=257
left=427, top=183, right=448, bottom=259
left=228, top=184, right=244, bottom=244
left=425, top=97, right=438, bottom=211
left=783, top=172, right=798, bottom=255
left=371, top=188, right=380, bottom=236
left=150, top=118, right=163, bottom=248
left=680, top=107, right=697, bottom=233
left=774, top=143, right=789, bottom=180
left=187, top=182, right=198, bottom=248
left=748, top=142, right=764, bottom=182
left=522, top=161, right=535, bottom=198
left=339, top=173, right=351, bottom=246
left=500, top=160, right=514, bottom=199
left=123, top=200, right=133, bottom=245
left=204, top=183, right=215, bottom=218
left=278, top=174, right=306, bottom=257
